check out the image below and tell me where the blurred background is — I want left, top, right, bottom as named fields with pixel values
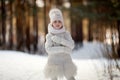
left=0, top=0, right=120, bottom=57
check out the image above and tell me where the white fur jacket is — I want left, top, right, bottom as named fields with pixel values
left=45, top=24, right=75, bottom=55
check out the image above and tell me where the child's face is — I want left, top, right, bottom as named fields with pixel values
left=52, top=20, right=63, bottom=30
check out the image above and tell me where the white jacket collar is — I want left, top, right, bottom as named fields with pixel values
left=48, top=23, right=65, bottom=34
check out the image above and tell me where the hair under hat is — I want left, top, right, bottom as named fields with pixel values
left=49, top=8, right=64, bottom=25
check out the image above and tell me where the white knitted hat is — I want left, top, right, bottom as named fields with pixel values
left=49, top=8, right=64, bottom=25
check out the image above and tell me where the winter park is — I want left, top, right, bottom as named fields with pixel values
left=0, top=0, right=120, bottom=80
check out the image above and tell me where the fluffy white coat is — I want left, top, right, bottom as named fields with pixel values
left=44, top=24, right=77, bottom=79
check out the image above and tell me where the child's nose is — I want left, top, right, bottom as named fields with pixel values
left=56, top=21, right=59, bottom=24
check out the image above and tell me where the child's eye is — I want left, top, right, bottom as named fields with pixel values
left=54, top=21, right=57, bottom=23
left=58, top=20, right=61, bottom=23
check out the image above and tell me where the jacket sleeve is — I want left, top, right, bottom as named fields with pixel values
left=51, top=31, right=75, bottom=49
left=45, top=34, right=72, bottom=55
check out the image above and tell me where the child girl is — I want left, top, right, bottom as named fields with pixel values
left=44, top=8, right=77, bottom=80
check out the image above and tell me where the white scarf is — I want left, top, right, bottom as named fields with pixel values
left=48, top=23, right=65, bottom=34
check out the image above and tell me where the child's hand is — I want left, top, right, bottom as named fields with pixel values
left=51, top=36, right=61, bottom=43
left=51, top=35, right=74, bottom=49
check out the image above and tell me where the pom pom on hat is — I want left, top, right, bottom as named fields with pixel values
left=49, top=8, right=64, bottom=25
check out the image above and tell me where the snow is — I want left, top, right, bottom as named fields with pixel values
left=0, top=42, right=120, bottom=80
left=72, top=42, right=112, bottom=59
left=0, top=51, right=46, bottom=80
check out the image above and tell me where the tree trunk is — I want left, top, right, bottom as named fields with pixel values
left=33, top=0, right=38, bottom=52
left=88, top=21, right=92, bottom=41
left=76, top=22, right=83, bottom=43
left=70, top=1, right=77, bottom=43
left=70, top=0, right=73, bottom=36
left=25, top=2, right=30, bottom=52
left=70, top=0, right=83, bottom=44
left=1, top=0, right=6, bottom=49
left=25, top=25, right=30, bottom=52
left=15, top=0, right=25, bottom=51
left=117, top=20, right=120, bottom=57
left=8, top=0, right=13, bottom=49
left=44, top=0, right=47, bottom=34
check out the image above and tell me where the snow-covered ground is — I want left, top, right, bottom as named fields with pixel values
left=72, top=42, right=112, bottom=59
left=0, top=42, right=120, bottom=80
